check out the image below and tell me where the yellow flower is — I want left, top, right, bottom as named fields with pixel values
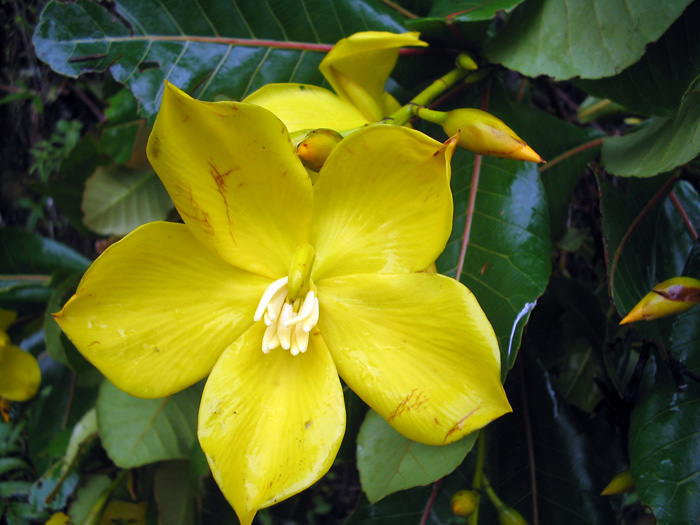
left=54, top=82, right=511, bottom=525
left=244, top=31, right=426, bottom=133
left=0, top=309, right=41, bottom=402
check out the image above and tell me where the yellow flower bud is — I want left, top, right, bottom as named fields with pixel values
left=451, top=489, right=479, bottom=517
left=619, top=276, right=700, bottom=324
left=442, top=108, right=544, bottom=163
left=498, top=507, right=529, bottom=525
left=601, top=470, right=635, bottom=495
left=296, top=128, right=344, bottom=172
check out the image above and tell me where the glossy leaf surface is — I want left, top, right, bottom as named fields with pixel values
left=33, top=0, right=406, bottom=121
left=484, top=0, right=693, bottom=80
left=438, top=149, right=551, bottom=371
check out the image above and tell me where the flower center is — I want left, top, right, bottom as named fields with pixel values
left=253, top=244, right=319, bottom=356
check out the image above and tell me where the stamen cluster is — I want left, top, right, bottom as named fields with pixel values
left=254, top=277, right=320, bottom=355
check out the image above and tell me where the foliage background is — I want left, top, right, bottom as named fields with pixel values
left=1, top=0, right=700, bottom=523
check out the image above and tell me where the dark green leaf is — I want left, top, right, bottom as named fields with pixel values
left=602, top=90, right=700, bottom=177
left=154, top=460, right=196, bottom=525
left=0, top=458, right=29, bottom=477
left=438, top=151, right=551, bottom=371
left=576, top=2, right=700, bottom=117
left=44, top=272, right=94, bottom=371
left=33, top=0, right=407, bottom=122
left=425, top=0, right=525, bottom=21
left=356, top=410, right=476, bottom=503
left=484, top=0, right=693, bottom=80
left=485, top=355, right=623, bottom=524
left=97, top=379, right=203, bottom=468
left=0, top=228, right=90, bottom=275
left=629, top=370, right=700, bottom=524
left=484, top=84, right=603, bottom=239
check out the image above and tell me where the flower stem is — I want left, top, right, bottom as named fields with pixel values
left=387, top=66, right=470, bottom=126
left=467, top=431, right=487, bottom=525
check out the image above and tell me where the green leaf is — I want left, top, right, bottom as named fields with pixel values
left=527, top=276, right=607, bottom=412
left=67, top=474, right=112, bottom=525
left=576, top=2, right=700, bottom=117
left=356, top=410, right=476, bottom=503
left=599, top=174, right=678, bottom=318
left=28, top=463, right=80, bottom=512
left=0, top=228, right=90, bottom=275
left=602, top=90, right=700, bottom=177
left=33, top=0, right=406, bottom=121
left=629, top=370, right=700, bottom=524
left=100, top=89, right=143, bottom=164
left=0, top=458, right=29, bottom=478
left=484, top=0, right=693, bottom=80
left=483, top=84, right=603, bottom=239
left=96, top=379, right=202, bottom=468
left=425, top=0, right=525, bottom=21
left=437, top=151, right=551, bottom=372
left=81, top=166, right=172, bottom=236
left=44, top=272, right=94, bottom=371
left=154, top=461, right=196, bottom=525
left=484, top=355, right=624, bottom=524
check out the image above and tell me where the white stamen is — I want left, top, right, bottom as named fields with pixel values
left=262, top=324, right=277, bottom=353
left=254, top=277, right=289, bottom=321
left=283, top=290, right=316, bottom=327
left=266, top=286, right=287, bottom=322
left=263, top=311, right=273, bottom=326
left=294, top=322, right=310, bottom=353
left=277, top=303, right=294, bottom=350
left=302, top=297, right=320, bottom=333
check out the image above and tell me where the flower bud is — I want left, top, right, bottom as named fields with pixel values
left=498, top=507, right=528, bottom=525
left=415, top=107, right=543, bottom=163
left=451, top=489, right=479, bottom=517
left=443, top=109, right=544, bottom=163
left=296, top=128, right=344, bottom=172
left=619, top=276, right=700, bottom=324
left=601, top=470, right=635, bottom=495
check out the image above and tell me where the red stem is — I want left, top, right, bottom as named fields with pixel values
left=670, top=190, right=699, bottom=240
left=419, top=477, right=443, bottom=525
left=456, top=154, right=481, bottom=279
left=608, top=174, right=679, bottom=299
left=518, top=357, right=539, bottom=525
left=539, top=138, right=604, bottom=174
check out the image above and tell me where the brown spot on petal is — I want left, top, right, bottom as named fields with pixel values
left=444, top=408, right=478, bottom=443
left=389, top=389, right=429, bottom=421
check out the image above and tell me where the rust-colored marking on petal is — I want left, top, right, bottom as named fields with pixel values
left=388, top=388, right=429, bottom=421
left=444, top=407, right=478, bottom=443
left=208, top=161, right=237, bottom=246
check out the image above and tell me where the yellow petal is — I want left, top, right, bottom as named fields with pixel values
left=311, top=125, right=456, bottom=280
left=54, top=222, right=270, bottom=398
left=0, top=308, right=16, bottom=332
left=147, top=82, right=313, bottom=279
left=198, top=322, right=345, bottom=525
left=317, top=273, right=510, bottom=445
left=244, top=84, right=368, bottom=134
left=0, top=343, right=40, bottom=401
left=319, top=31, right=427, bottom=121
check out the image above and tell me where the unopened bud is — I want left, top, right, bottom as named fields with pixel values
left=601, top=470, right=635, bottom=495
left=443, top=109, right=544, bottom=163
left=456, top=52, right=478, bottom=71
left=416, top=107, right=543, bottom=163
left=498, top=507, right=528, bottom=525
left=620, top=276, right=700, bottom=324
left=451, top=489, right=478, bottom=517
left=296, top=129, right=344, bottom=172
